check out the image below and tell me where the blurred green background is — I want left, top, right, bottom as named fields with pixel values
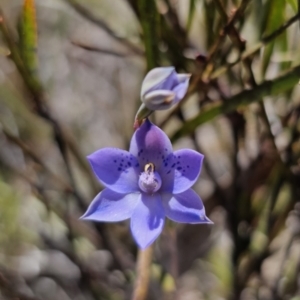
left=0, top=0, right=300, bottom=299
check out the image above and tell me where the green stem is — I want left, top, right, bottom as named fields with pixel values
left=138, top=0, right=159, bottom=69
left=131, top=246, right=153, bottom=300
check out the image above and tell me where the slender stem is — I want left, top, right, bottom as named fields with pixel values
left=131, top=246, right=154, bottom=300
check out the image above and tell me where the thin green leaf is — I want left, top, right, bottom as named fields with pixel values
left=278, top=29, right=291, bottom=71
left=186, top=0, right=196, bottom=33
left=19, top=0, right=38, bottom=75
left=204, top=0, right=216, bottom=48
left=261, top=0, right=285, bottom=75
left=138, top=0, right=159, bottom=70
left=0, top=10, right=42, bottom=93
left=286, top=0, right=297, bottom=12
left=262, top=42, right=274, bottom=75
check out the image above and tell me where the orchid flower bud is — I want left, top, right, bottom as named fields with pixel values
left=141, top=67, right=191, bottom=110
left=134, top=67, right=191, bottom=129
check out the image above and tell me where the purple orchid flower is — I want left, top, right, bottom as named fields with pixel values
left=81, top=120, right=212, bottom=249
left=141, top=67, right=190, bottom=110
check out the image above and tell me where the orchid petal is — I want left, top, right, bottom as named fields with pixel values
left=129, top=119, right=172, bottom=171
left=141, top=67, right=177, bottom=97
left=172, top=76, right=190, bottom=104
left=161, top=149, right=204, bottom=194
left=88, top=148, right=140, bottom=194
left=162, top=189, right=212, bottom=223
left=143, top=90, right=175, bottom=110
left=177, top=73, right=191, bottom=83
left=130, top=193, right=165, bottom=249
left=81, top=189, right=140, bottom=222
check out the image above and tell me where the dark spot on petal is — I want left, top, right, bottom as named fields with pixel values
left=171, top=163, right=176, bottom=168
left=162, top=155, right=165, bottom=159
left=164, top=163, right=168, bottom=167
left=187, top=165, right=190, bottom=168
left=177, top=162, right=180, bottom=164
left=167, top=170, right=171, bottom=174
left=178, top=156, right=181, bottom=158
left=135, top=163, right=139, bottom=167
left=114, top=160, right=117, bottom=163
left=177, top=167, right=182, bottom=170
left=118, top=168, right=122, bottom=171
left=128, top=162, right=131, bottom=167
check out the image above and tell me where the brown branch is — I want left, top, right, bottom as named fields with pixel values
left=159, top=0, right=251, bottom=129
left=202, top=0, right=250, bottom=80
left=159, top=11, right=298, bottom=131
left=65, top=0, right=144, bottom=56
left=212, top=0, right=283, bottom=162
left=211, top=13, right=299, bottom=80
left=71, top=41, right=134, bottom=57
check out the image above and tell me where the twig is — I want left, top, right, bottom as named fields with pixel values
left=158, top=0, right=251, bottom=129
left=211, top=13, right=299, bottom=79
left=65, top=0, right=144, bottom=56
left=159, top=13, right=298, bottom=129
left=71, top=40, right=133, bottom=57
left=220, top=2, right=281, bottom=155
left=131, top=246, right=153, bottom=300
left=202, top=0, right=250, bottom=81
left=213, top=0, right=287, bottom=171
left=170, top=63, right=300, bottom=142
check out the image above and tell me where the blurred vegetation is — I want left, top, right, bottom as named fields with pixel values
left=0, top=0, right=300, bottom=299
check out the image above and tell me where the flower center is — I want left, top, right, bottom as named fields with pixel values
left=138, top=163, right=162, bottom=194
